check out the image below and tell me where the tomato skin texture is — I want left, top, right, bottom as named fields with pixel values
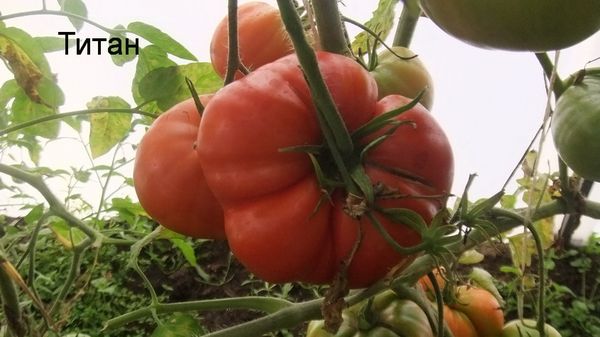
left=134, top=98, right=225, bottom=239
left=370, top=47, right=434, bottom=110
left=443, top=306, right=478, bottom=337
left=307, top=291, right=435, bottom=337
left=197, top=52, right=453, bottom=288
left=420, top=0, right=600, bottom=51
left=552, top=72, right=600, bottom=181
left=210, top=1, right=294, bottom=79
left=451, top=286, right=504, bottom=337
left=501, top=319, right=562, bottom=337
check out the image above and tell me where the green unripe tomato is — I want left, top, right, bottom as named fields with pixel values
left=501, top=319, right=562, bottom=337
left=306, top=291, right=434, bottom=337
left=370, top=47, right=434, bottom=110
left=552, top=70, right=600, bottom=181
left=419, top=0, right=600, bottom=51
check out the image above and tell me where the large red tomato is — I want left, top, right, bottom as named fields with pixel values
left=210, top=1, right=294, bottom=79
left=134, top=97, right=225, bottom=239
left=197, top=52, right=453, bottom=288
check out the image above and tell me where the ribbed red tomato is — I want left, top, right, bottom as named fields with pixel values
left=197, top=52, right=453, bottom=288
left=134, top=97, right=225, bottom=239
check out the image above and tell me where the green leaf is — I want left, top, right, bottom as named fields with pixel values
left=139, top=62, right=222, bottom=111
left=151, top=313, right=205, bottom=337
left=170, top=238, right=197, bottom=267
left=351, top=0, right=400, bottom=54
left=110, top=197, right=148, bottom=224
left=110, top=25, right=137, bottom=66
left=127, top=22, right=197, bottom=61
left=0, top=79, right=19, bottom=105
left=11, top=89, right=60, bottom=139
left=37, top=76, right=65, bottom=108
left=132, top=45, right=177, bottom=112
left=500, top=194, right=517, bottom=209
left=58, top=0, right=88, bottom=31
left=86, top=96, right=132, bottom=158
left=49, top=217, right=87, bottom=249
left=24, top=204, right=44, bottom=225
left=34, top=36, right=72, bottom=53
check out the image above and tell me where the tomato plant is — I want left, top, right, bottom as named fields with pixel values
left=196, top=51, right=453, bottom=288
left=419, top=0, right=600, bottom=51
left=501, top=319, right=562, bottom=337
left=307, top=290, right=435, bottom=337
left=370, top=46, right=434, bottom=110
left=210, top=1, right=294, bottom=79
left=133, top=97, right=225, bottom=239
left=552, top=70, right=600, bottom=182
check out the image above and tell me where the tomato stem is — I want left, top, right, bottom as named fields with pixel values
left=277, top=0, right=359, bottom=194
left=426, top=271, right=448, bottom=337
left=311, top=0, right=350, bottom=55
left=392, top=0, right=421, bottom=48
left=491, top=208, right=547, bottom=337
left=535, top=52, right=565, bottom=98
left=224, top=0, right=241, bottom=85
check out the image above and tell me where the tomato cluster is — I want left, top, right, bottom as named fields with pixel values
left=133, top=1, right=454, bottom=289
left=307, top=278, right=504, bottom=337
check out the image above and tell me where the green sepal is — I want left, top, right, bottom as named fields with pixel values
left=352, top=90, right=424, bottom=140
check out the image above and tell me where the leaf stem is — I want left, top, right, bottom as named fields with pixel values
left=0, top=10, right=122, bottom=35
left=311, top=0, right=350, bottom=55
left=0, top=108, right=156, bottom=137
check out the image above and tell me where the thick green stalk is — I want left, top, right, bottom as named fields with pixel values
left=311, top=0, right=350, bottom=55
left=276, top=0, right=357, bottom=193
left=392, top=0, right=421, bottom=47
left=103, top=297, right=294, bottom=332
left=535, top=52, right=565, bottom=98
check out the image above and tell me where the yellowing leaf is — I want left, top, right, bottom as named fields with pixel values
left=508, top=232, right=537, bottom=267
left=87, top=96, right=132, bottom=158
left=458, top=249, right=484, bottom=265
left=0, top=26, right=62, bottom=108
left=534, top=217, right=555, bottom=250
left=0, top=34, right=43, bottom=104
